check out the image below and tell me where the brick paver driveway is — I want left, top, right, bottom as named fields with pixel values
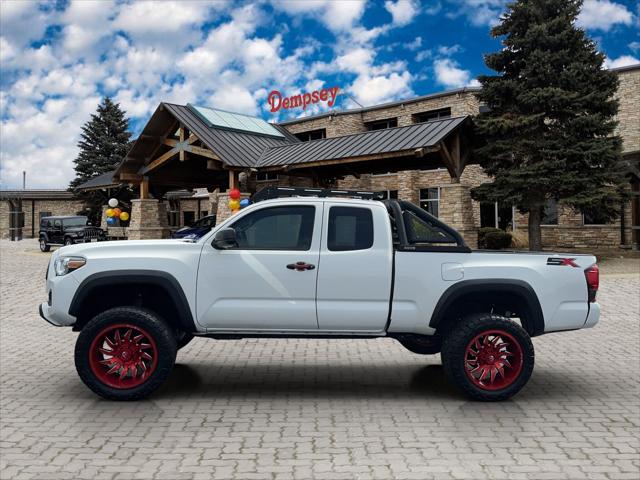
left=1, top=239, right=639, bottom=480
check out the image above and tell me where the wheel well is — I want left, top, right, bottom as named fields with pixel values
left=431, top=283, right=544, bottom=337
left=70, top=273, right=196, bottom=334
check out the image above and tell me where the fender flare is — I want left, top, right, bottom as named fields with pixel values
left=429, top=279, right=545, bottom=336
left=69, top=270, right=196, bottom=333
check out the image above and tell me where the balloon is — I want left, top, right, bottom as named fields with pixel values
left=113, top=208, right=122, bottom=217
left=106, top=217, right=117, bottom=226
left=240, top=198, right=250, bottom=208
left=228, top=199, right=240, bottom=211
left=106, top=208, right=115, bottom=217
left=229, top=188, right=241, bottom=200
left=108, top=198, right=118, bottom=208
left=119, top=211, right=129, bottom=221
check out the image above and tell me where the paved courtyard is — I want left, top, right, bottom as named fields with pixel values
left=0, top=239, right=639, bottom=480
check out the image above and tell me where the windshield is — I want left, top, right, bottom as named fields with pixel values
left=195, top=216, right=215, bottom=227
left=62, top=217, right=88, bottom=228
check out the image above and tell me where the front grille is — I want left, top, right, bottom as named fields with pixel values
left=83, top=227, right=103, bottom=241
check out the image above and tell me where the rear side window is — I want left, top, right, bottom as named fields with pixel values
left=328, top=207, right=374, bottom=251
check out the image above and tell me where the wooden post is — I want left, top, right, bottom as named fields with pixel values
left=179, top=127, right=186, bottom=162
left=140, top=177, right=149, bottom=199
left=228, top=170, right=238, bottom=190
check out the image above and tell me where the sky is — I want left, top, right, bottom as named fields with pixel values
left=1, top=0, right=638, bottom=189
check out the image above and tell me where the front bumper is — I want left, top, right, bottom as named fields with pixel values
left=39, top=302, right=64, bottom=326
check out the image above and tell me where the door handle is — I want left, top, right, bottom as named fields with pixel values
left=286, top=262, right=315, bottom=271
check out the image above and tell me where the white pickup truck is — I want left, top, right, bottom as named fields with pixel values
left=39, top=188, right=600, bottom=402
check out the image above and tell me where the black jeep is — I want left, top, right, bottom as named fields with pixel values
left=39, top=216, right=106, bottom=252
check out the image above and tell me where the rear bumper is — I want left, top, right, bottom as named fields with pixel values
left=584, top=302, right=600, bottom=328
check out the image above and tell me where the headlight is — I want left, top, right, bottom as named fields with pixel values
left=54, top=256, right=86, bottom=276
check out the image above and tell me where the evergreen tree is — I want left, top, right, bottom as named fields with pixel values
left=70, top=97, right=131, bottom=189
left=471, top=0, right=626, bottom=250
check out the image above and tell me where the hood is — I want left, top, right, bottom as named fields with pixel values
left=56, top=239, right=190, bottom=257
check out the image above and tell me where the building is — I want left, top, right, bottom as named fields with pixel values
left=0, top=190, right=84, bottom=239
left=3, top=64, right=638, bottom=248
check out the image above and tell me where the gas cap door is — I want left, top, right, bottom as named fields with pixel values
left=441, top=262, right=464, bottom=281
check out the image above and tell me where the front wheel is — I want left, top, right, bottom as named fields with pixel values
left=441, top=314, right=534, bottom=401
left=75, top=307, right=177, bottom=400
left=64, top=237, right=74, bottom=246
left=39, top=238, right=50, bottom=252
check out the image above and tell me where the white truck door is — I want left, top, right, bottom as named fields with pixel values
left=196, top=203, right=322, bottom=331
left=316, top=202, right=393, bottom=332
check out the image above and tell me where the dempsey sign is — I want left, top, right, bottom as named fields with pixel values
left=267, top=86, right=340, bottom=112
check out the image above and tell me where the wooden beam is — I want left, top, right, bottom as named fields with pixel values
left=439, top=140, right=459, bottom=182
left=141, top=147, right=178, bottom=174
left=163, top=138, right=178, bottom=147
left=140, top=177, right=149, bottom=199
left=119, top=172, right=142, bottom=182
left=146, top=120, right=178, bottom=163
left=187, top=134, right=198, bottom=145
left=189, top=145, right=221, bottom=160
left=178, top=127, right=185, bottom=161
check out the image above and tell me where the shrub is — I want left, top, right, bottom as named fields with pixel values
left=478, top=227, right=502, bottom=249
left=484, top=230, right=513, bottom=249
left=509, top=229, right=529, bottom=249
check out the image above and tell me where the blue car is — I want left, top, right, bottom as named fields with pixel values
left=171, top=215, right=216, bottom=240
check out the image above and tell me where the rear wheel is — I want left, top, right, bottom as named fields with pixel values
left=39, top=238, right=50, bottom=252
left=75, top=307, right=177, bottom=400
left=441, top=314, right=534, bottom=401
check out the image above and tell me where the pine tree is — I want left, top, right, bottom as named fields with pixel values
left=471, top=0, right=627, bottom=250
left=69, top=97, right=131, bottom=189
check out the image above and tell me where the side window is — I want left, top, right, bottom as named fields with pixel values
left=231, top=206, right=315, bottom=250
left=328, top=207, right=374, bottom=251
left=403, top=211, right=456, bottom=244
left=53, top=219, right=62, bottom=229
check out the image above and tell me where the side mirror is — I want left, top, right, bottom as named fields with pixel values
left=212, top=228, right=237, bottom=250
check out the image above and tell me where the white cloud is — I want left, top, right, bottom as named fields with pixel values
left=271, top=0, right=366, bottom=32
left=406, top=36, right=422, bottom=51
left=447, top=0, right=507, bottom=27
left=577, top=0, right=634, bottom=31
left=351, top=71, right=413, bottom=106
left=629, top=41, right=640, bottom=52
left=604, top=55, right=640, bottom=69
left=384, top=0, right=420, bottom=27
left=0, top=0, right=51, bottom=48
left=433, top=58, right=476, bottom=88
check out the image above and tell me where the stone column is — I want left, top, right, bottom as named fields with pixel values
left=398, top=170, right=419, bottom=204
left=215, top=192, right=251, bottom=224
left=439, top=183, right=478, bottom=248
left=127, top=199, right=170, bottom=240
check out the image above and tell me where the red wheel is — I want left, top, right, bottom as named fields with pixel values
left=88, top=323, right=158, bottom=389
left=463, top=330, right=523, bottom=390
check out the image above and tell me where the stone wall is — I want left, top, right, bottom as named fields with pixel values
left=127, top=199, right=170, bottom=240
left=215, top=192, right=251, bottom=224
left=615, top=66, right=640, bottom=154
left=0, top=199, right=85, bottom=239
left=283, top=89, right=480, bottom=138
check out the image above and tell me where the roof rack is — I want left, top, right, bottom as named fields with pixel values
left=252, top=186, right=385, bottom=203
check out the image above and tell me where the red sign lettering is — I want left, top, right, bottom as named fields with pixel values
left=268, top=86, right=340, bottom=113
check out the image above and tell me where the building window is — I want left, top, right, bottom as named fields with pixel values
left=480, top=203, right=514, bottom=230
left=294, top=128, right=326, bottom=142
left=419, top=187, right=440, bottom=217
left=376, top=190, right=398, bottom=200
left=542, top=199, right=558, bottom=225
left=167, top=198, right=180, bottom=227
left=183, top=211, right=195, bottom=226
left=200, top=210, right=209, bottom=218
left=365, top=118, right=398, bottom=131
left=328, top=207, right=374, bottom=251
left=256, top=172, right=279, bottom=182
left=413, top=107, right=451, bottom=123
left=583, top=209, right=610, bottom=225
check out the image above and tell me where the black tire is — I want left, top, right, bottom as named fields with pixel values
left=441, top=313, right=534, bottom=402
left=176, top=332, right=194, bottom=350
left=64, top=237, right=74, bottom=246
left=39, top=238, right=50, bottom=252
left=75, top=306, right=177, bottom=401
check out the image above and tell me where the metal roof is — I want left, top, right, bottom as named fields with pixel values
left=162, top=103, right=297, bottom=168
left=74, top=170, right=120, bottom=191
left=0, top=190, right=77, bottom=200
left=258, top=116, right=469, bottom=167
